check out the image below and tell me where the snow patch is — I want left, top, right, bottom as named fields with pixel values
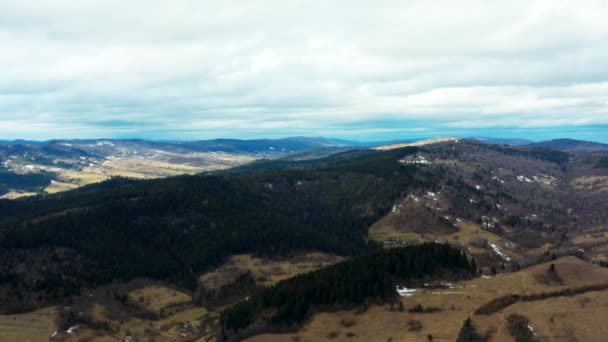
left=66, top=325, right=79, bottom=334
left=517, top=175, right=533, bottom=183
left=396, top=286, right=418, bottom=297
left=489, top=242, right=511, bottom=262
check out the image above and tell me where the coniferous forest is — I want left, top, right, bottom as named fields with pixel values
left=221, top=243, right=473, bottom=336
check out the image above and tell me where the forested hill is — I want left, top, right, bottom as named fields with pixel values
left=0, top=147, right=427, bottom=288
left=221, top=243, right=473, bottom=339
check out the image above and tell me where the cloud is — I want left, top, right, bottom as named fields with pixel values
left=0, top=0, right=607, bottom=140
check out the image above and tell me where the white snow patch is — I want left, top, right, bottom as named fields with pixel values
left=66, top=325, right=79, bottom=334
left=400, top=155, right=431, bottom=164
left=517, top=175, right=533, bottom=183
left=489, top=243, right=511, bottom=262
left=396, top=286, right=418, bottom=297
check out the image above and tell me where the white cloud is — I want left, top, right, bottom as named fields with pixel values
left=0, top=0, right=607, bottom=139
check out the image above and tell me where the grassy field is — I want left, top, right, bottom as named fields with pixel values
left=247, top=256, right=608, bottom=341
left=4, top=152, right=257, bottom=195
left=84, top=158, right=206, bottom=179
left=572, top=232, right=608, bottom=247
left=68, top=305, right=216, bottom=342
left=444, top=220, right=503, bottom=247
left=370, top=214, right=513, bottom=258
left=127, top=286, right=192, bottom=314
left=0, top=190, right=38, bottom=199
left=478, top=289, right=608, bottom=341
left=571, top=175, right=608, bottom=192
left=200, top=252, right=344, bottom=289
left=367, top=213, right=422, bottom=244
left=0, top=306, right=58, bottom=342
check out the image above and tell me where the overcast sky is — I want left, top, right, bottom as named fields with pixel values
left=1, top=0, right=608, bottom=142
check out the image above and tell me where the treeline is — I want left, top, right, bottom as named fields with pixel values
left=481, top=143, right=570, bottom=166
left=475, top=281, right=608, bottom=315
left=0, top=170, right=52, bottom=193
left=221, top=243, right=473, bottom=335
left=0, top=147, right=421, bottom=289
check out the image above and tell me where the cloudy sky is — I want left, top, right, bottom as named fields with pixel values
left=1, top=0, right=608, bottom=142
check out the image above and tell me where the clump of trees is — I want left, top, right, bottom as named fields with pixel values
left=506, top=314, right=537, bottom=342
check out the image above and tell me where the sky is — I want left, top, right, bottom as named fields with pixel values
left=1, top=0, right=608, bottom=142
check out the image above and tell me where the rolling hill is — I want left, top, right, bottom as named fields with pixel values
left=527, top=138, right=608, bottom=154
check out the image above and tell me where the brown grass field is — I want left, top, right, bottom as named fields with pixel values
left=246, top=256, right=608, bottom=341
left=571, top=176, right=608, bottom=192
left=200, top=252, right=344, bottom=289
left=0, top=190, right=38, bottom=199
left=370, top=215, right=515, bottom=259
left=477, top=289, right=608, bottom=341
left=3, top=257, right=608, bottom=341
left=127, top=286, right=192, bottom=314
left=0, top=306, right=58, bottom=342
left=65, top=305, right=216, bottom=342
left=2, top=152, right=259, bottom=195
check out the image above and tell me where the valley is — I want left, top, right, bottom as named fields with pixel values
left=1, top=137, right=608, bottom=341
left=0, top=137, right=353, bottom=198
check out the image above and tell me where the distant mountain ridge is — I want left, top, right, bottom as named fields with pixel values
left=1, top=137, right=356, bottom=154
left=526, top=138, right=608, bottom=154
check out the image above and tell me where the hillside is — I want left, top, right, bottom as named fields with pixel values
left=2, top=139, right=608, bottom=341
left=0, top=147, right=427, bottom=309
